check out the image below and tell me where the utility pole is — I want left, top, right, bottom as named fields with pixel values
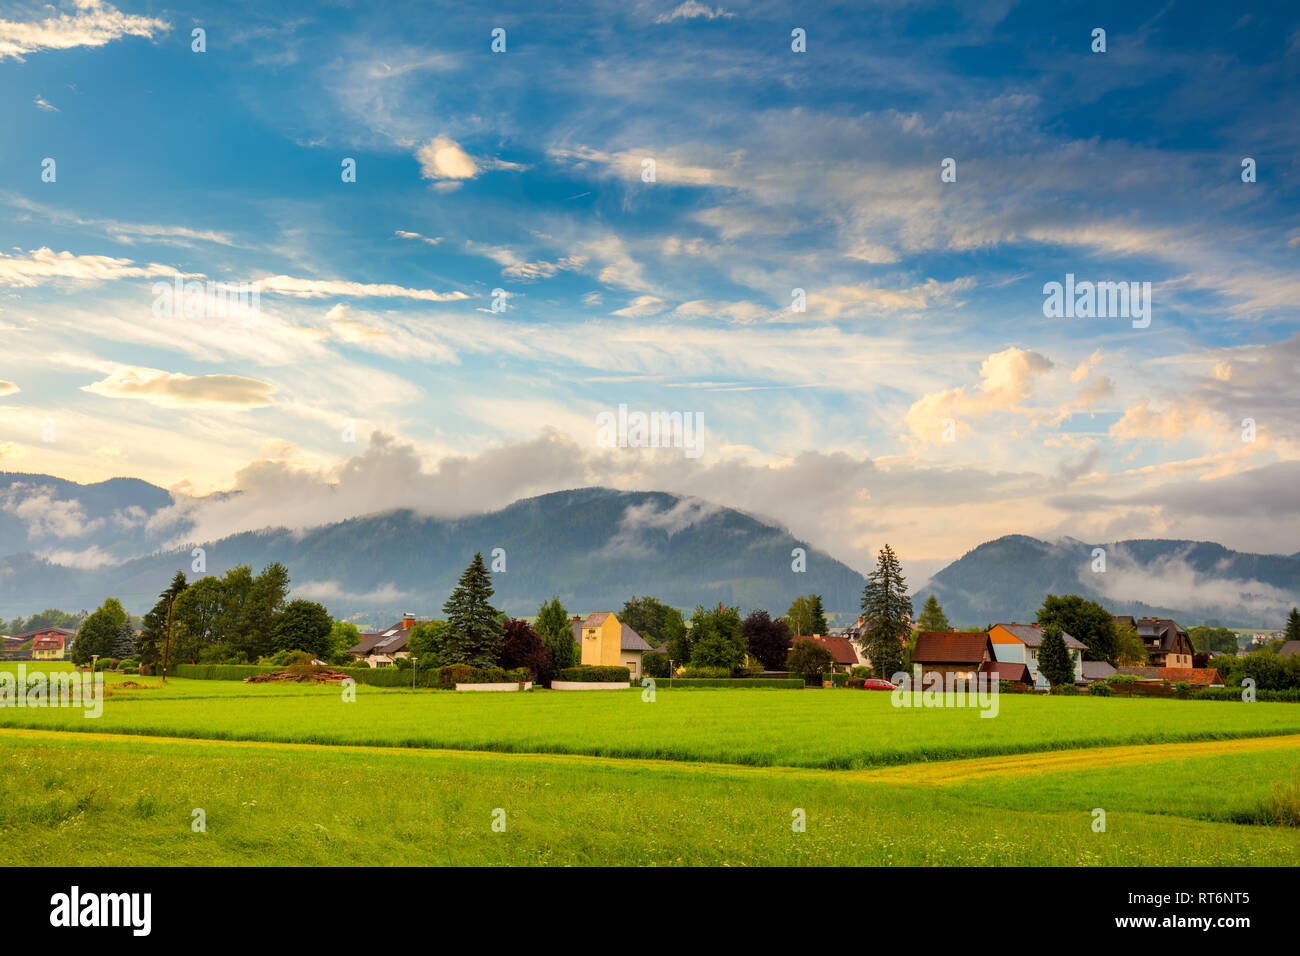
left=161, top=591, right=175, bottom=686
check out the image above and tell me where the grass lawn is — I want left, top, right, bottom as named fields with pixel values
left=4, top=675, right=1299, bottom=865
left=2, top=680, right=1300, bottom=769
left=1, top=728, right=1297, bottom=866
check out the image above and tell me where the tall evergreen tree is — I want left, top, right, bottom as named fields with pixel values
left=860, top=544, right=912, bottom=680
left=916, top=594, right=950, bottom=632
left=110, top=621, right=137, bottom=660
left=535, top=597, right=576, bottom=670
left=1037, top=623, right=1075, bottom=688
left=1285, top=607, right=1300, bottom=644
left=441, top=553, right=505, bottom=667
left=808, top=595, right=829, bottom=636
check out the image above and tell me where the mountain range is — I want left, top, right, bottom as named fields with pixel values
left=0, top=473, right=1295, bottom=628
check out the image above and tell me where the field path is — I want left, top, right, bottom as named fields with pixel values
left=6, top=726, right=1299, bottom=787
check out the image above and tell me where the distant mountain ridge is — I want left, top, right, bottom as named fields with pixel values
left=924, top=534, right=1300, bottom=629
left=1, top=473, right=1294, bottom=628
left=0, top=486, right=866, bottom=621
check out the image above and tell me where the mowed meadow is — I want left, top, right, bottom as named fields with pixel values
left=2, top=666, right=1300, bottom=865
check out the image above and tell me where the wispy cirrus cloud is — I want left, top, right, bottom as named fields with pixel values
left=0, top=0, right=169, bottom=61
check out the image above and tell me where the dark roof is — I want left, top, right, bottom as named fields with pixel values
left=978, top=660, right=1033, bottom=684
left=792, top=635, right=859, bottom=665
left=1277, top=641, right=1300, bottom=659
left=1128, top=617, right=1190, bottom=653
left=912, top=631, right=993, bottom=665
left=569, top=614, right=654, bottom=652
left=8, top=627, right=77, bottom=642
left=620, top=623, right=654, bottom=652
left=1081, top=661, right=1117, bottom=681
left=349, top=618, right=417, bottom=656
left=993, top=623, right=1085, bottom=650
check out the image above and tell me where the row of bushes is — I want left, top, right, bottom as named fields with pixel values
left=1195, top=686, right=1300, bottom=702
left=554, top=665, right=631, bottom=683
left=174, top=662, right=534, bottom=688
left=654, top=677, right=804, bottom=688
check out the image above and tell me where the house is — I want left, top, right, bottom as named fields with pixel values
left=1279, top=641, right=1300, bottom=660
left=348, top=613, right=419, bottom=667
left=11, top=627, right=77, bottom=661
left=792, top=634, right=863, bottom=673
left=1116, top=666, right=1224, bottom=687
left=570, top=612, right=655, bottom=680
left=1081, top=660, right=1117, bottom=683
left=1113, top=615, right=1194, bottom=668
left=911, top=630, right=995, bottom=688
left=988, top=622, right=1086, bottom=688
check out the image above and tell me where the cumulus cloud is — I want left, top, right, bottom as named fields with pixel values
left=81, top=367, right=276, bottom=409
left=416, top=135, right=526, bottom=186
left=903, top=347, right=1054, bottom=445
left=0, top=0, right=169, bottom=61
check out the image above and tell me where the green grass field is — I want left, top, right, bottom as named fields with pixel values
left=2, top=668, right=1299, bottom=865
left=4, top=676, right=1300, bottom=768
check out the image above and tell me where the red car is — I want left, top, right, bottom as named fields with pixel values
left=861, top=678, right=897, bottom=691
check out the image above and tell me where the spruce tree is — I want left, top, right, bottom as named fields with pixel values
left=111, top=621, right=137, bottom=660
left=1037, top=624, right=1075, bottom=688
left=1286, top=607, right=1300, bottom=644
left=860, top=544, right=912, bottom=680
left=441, top=553, right=505, bottom=667
left=809, top=595, right=829, bottom=636
left=916, top=594, right=950, bottom=632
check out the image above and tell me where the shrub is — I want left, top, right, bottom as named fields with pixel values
left=1088, top=682, right=1112, bottom=696
left=681, top=664, right=732, bottom=679
left=433, top=664, right=529, bottom=688
left=1174, top=681, right=1192, bottom=696
left=435, top=664, right=479, bottom=689
left=847, top=677, right=866, bottom=689
left=1049, top=683, right=1078, bottom=696
left=786, top=639, right=834, bottom=684
left=642, top=651, right=670, bottom=678
left=554, top=665, right=631, bottom=683
left=1107, top=674, right=1138, bottom=684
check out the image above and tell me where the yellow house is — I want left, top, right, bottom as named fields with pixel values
left=570, top=612, right=655, bottom=679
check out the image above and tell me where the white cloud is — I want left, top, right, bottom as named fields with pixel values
left=81, top=366, right=277, bottom=409
left=416, top=135, right=527, bottom=184
left=654, top=3, right=735, bottom=25
left=256, top=275, right=469, bottom=302
left=0, top=0, right=169, bottom=61
left=0, top=381, right=18, bottom=397
left=1, top=484, right=102, bottom=538
left=0, top=247, right=173, bottom=287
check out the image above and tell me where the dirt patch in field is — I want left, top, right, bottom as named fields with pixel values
left=242, top=669, right=354, bottom=684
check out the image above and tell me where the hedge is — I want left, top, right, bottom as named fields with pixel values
left=554, top=665, right=631, bottom=683
left=173, top=663, right=441, bottom=687
left=1196, top=686, right=1300, bottom=703
left=655, top=678, right=803, bottom=689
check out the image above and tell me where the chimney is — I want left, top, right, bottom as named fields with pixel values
left=572, top=615, right=582, bottom=622
left=1032, top=623, right=1040, bottom=628
left=402, top=612, right=415, bottom=629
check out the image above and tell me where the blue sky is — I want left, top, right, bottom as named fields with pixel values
left=0, top=0, right=1298, bottom=586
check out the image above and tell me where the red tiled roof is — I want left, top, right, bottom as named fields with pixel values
left=913, top=631, right=993, bottom=665
left=1117, top=666, right=1223, bottom=685
left=793, top=635, right=858, bottom=665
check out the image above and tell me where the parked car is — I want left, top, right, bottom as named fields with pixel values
left=861, top=678, right=897, bottom=691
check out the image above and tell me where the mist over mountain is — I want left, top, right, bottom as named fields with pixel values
left=924, top=534, right=1300, bottom=628
left=0, top=484, right=865, bottom=622
left=1, top=474, right=1294, bottom=628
